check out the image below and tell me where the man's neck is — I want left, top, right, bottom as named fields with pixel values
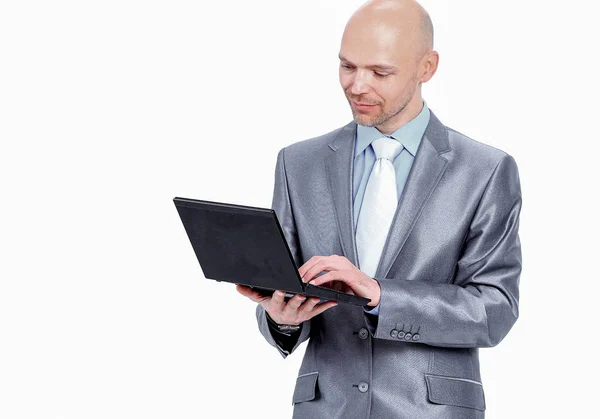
left=375, top=98, right=424, bottom=135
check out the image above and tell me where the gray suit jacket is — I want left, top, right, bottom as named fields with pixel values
left=255, top=110, right=522, bottom=419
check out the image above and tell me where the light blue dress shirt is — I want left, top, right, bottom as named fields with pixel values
left=356, top=101, right=431, bottom=316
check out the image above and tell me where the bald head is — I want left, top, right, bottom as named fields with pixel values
left=338, top=0, right=439, bottom=133
left=346, top=0, right=433, bottom=62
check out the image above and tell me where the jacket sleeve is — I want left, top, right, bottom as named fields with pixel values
left=365, top=154, right=522, bottom=348
left=255, top=147, right=311, bottom=358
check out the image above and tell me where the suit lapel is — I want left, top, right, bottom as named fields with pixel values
left=325, top=121, right=359, bottom=266
left=375, top=110, right=451, bottom=278
left=325, top=110, right=452, bottom=279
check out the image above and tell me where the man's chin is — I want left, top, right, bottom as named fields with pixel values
left=352, top=113, right=380, bottom=127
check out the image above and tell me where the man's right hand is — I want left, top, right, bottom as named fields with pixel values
left=236, top=284, right=338, bottom=326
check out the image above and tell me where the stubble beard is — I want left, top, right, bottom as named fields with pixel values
left=350, top=80, right=418, bottom=128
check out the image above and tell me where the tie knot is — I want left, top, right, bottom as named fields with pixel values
left=371, top=137, right=403, bottom=162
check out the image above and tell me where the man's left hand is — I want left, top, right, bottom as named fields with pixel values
left=298, top=255, right=381, bottom=307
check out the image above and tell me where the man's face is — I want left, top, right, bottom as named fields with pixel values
left=339, top=21, right=422, bottom=131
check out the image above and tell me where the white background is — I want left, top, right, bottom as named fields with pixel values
left=1, top=1, right=599, bottom=418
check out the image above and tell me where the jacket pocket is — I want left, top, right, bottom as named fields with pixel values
left=425, top=374, right=486, bottom=411
left=292, top=371, right=318, bottom=404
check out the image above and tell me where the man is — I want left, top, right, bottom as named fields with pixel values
left=237, top=0, right=522, bottom=418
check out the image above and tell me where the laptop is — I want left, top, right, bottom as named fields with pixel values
left=173, top=197, right=371, bottom=307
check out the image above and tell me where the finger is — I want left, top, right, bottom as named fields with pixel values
left=310, top=300, right=338, bottom=316
left=298, top=256, right=319, bottom=279
left=302, top=255, right=348, bottom=282
left=236, top=284, right=249, bottom=293
left=285, top=294, right=307, bottom=310
left=299, top=297, right=322, bottom=312
left=302, top=256, right=346, bottom=284
left=308, top=270, right=340, bottom=287
left=300, top=256, right=333, bottom=283
left=270, top=290, right=286, bottom=309
left=236, top=284, right=266, bottom=302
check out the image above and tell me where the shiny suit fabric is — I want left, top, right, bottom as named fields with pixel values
left=255, top=110, right=522, bottom=419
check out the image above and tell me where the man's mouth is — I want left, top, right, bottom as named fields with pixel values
left=352, top=101, right=378, bottom=110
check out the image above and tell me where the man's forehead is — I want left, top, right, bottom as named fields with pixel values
left=339, top=33, right=412, bottom=67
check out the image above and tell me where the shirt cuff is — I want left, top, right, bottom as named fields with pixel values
left=363, top=302, right=380, bottom=316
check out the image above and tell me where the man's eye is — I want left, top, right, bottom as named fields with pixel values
left=341, top=64, right=354, bottom=70
left=374, top=72, right=389, bottom=77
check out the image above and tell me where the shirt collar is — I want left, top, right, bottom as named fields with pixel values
left=355, top=100, right=430, bottom=157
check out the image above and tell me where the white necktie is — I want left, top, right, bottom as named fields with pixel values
left=356, top=137, right=404, bottom=278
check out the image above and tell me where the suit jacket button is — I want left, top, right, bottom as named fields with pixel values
left=412, top=333, right=420, bottom=341
left=397, top=331, right=406, bottom=339
left=358, top=328, right=369, bottom=340
left=358, top=382, right=369, bottom=393
left=390, top=329, right=398, bottom=338
left=404, top=332, right=412, bottom=340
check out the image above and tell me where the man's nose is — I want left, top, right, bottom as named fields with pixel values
left=349, top=71, right=370, bottom=96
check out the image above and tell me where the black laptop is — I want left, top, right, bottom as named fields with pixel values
left=173, top=197, right=370, bottom=307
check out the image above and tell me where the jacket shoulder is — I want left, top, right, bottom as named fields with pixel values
left=446, top=126, right=512, bottom=162
left=278, top=123, right=351, bottom=159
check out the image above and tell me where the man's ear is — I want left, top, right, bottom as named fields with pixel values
left=419, top=50, right=439, bottom=83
